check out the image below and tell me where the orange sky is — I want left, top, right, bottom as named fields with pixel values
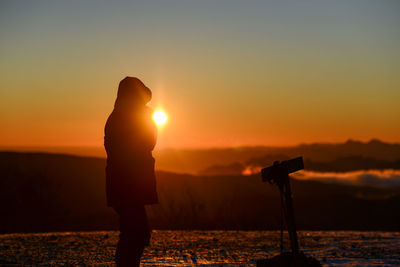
left=1, top=1, right=399, bottom=148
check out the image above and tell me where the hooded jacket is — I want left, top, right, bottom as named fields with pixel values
left=104, top=77, right=158, bottom=207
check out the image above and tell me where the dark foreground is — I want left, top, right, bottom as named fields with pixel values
left=1, top=230, right=399, bottom=266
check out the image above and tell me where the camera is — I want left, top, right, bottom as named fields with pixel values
left=261, top=157, right=304, bottom=184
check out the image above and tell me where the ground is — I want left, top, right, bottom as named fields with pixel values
left=1, top=230, right=399, bottom=266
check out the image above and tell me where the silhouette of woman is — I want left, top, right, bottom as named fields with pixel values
left=104, top=77, right=158, bottom=266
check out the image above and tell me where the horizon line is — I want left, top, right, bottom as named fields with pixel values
left=0, top=138, right=399, bottom=151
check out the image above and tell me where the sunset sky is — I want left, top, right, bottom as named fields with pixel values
left=1, top=1, right=399, bottom=149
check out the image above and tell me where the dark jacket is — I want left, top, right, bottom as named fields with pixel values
left=104, top=77, right=158, bottom=207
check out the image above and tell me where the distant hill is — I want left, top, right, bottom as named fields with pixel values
left=157, top=139, right=400, bottom=174
left=2, top=139, right=400, bottom=174
left=1, top=152, right=400, bottom=233
left=305, top=156, right=400, bottom=172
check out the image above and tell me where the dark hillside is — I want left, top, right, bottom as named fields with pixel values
left=1, top=152, right=399, bottom=233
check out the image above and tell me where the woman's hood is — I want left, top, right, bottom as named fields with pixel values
left=114, top=77, right=152, bottom=109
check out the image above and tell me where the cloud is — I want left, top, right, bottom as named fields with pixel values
left=292, top=169, right=400, bottom=188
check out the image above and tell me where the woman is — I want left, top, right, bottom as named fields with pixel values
left=104, top=77, right=158, bottom=266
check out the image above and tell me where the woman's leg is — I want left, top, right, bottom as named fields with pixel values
left=115, top=205, right=150, bottom=267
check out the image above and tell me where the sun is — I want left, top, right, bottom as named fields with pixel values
left=153, top=110, right=168, bottom=126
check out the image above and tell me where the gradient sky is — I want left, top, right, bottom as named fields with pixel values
left=1, top=0, right=399, bottom=148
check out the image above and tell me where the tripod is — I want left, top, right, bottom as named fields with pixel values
left=265, top=160, right=299, bottom=255
left=276, top=172, right=299, bottom=255
left=257, top=157, right=322, bottom=267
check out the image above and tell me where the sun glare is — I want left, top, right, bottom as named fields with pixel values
left=153, top=110, right=168, bottom=126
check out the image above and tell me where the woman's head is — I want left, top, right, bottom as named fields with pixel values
left=114, top=77, right=152, bottom=109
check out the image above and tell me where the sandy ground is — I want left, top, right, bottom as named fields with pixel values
left=1, top=230, right=399, bottom=266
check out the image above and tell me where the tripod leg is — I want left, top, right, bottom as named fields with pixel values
left=283, top=174, right=299, bottom=255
